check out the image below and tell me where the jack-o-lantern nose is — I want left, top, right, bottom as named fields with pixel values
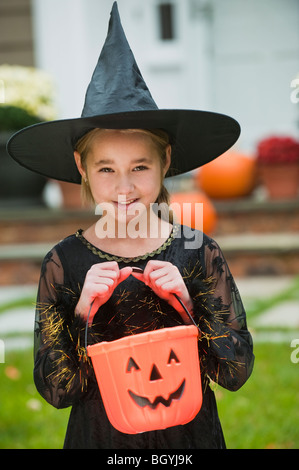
left=149, top=364, right=162, bottom=381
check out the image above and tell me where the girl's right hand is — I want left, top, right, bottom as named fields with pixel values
left=75, top=261, right=132, bottom=324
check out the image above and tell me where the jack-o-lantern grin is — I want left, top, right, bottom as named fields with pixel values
left=128, top=378, right=185, bottom=410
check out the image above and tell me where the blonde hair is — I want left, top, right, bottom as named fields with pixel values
left=75, top=128, right=171, bottom=212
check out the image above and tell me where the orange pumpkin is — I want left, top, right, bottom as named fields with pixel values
left=196, top=151, right=256, bottom=199
left=88, top=325, right=202, bottom=434
left=170, top=191, right=217, bottom=235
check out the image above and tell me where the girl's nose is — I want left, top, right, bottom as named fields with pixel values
left=116, top=174, right=134, bottom=194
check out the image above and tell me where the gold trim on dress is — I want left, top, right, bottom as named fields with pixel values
left=75, top=224, right=179, bottom=263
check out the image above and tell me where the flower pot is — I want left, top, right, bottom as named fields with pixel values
left=0, top=131, right=47, bottom=207
left=259, top=163, right=299, bottom=200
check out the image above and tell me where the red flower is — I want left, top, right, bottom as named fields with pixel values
left=257, top=136, right=299, bottom=164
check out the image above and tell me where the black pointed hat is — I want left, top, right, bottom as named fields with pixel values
left=7, top=1, right=240, bottom=183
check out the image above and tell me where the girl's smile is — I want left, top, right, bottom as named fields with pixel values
left=113, top=196, right=139, bottom=211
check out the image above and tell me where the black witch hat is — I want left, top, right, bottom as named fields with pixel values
left=7, top=1, right=240, bottom=184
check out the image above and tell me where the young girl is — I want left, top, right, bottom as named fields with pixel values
left=72, top=127, right=194, bottom=326
left=7, top=2, right=254, bottom=449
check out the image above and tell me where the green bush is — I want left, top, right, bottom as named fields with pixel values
left=0, top=105, right=41, bottom=132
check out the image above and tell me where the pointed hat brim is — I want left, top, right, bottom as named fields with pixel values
left=7, top=2, right=240, bottom=184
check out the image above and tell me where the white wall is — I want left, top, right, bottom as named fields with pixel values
left=31, top=0, right=113, bottom=118
left=31, top=0, right=299, bottom=153
left=211, top=0, right=299, bottom=152
left=31, top=0, right=215, bottom=116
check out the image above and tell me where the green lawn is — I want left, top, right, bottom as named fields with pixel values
left=217, top=342, right=299, bottom=449
left=0, top=277, right=299, bottom=449
left=0, top=349, right=69, bottom=449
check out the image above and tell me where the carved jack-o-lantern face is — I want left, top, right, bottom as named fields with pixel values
left=88, top=325, right=202, bottom=434
left=126, top=349, right=186, bottom=410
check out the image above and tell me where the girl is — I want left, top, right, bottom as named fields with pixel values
left=32, top=126, right=253, bottom=449
left=73, top=128, right=194, bottom=326
left=7, top=2, right=254, bottom=449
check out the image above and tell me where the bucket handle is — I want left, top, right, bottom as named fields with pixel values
left=85, top=266, right=200, bottom=353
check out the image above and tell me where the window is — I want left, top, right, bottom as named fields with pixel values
left=158, top=3, right=175, bottom=40
left=0, top=0, right=34, bottom=66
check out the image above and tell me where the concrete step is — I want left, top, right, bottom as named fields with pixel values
left=216, top=232, right=299, bottom=254
left=0, top=232, right=298, bottom=262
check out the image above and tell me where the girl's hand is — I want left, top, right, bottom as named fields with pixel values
left=75, top=261, right=132, bottom=324
left=131, top=261, right=194, bottom=324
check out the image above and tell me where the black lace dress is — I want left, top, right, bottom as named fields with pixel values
left=34, top=224, right=254, bottom=449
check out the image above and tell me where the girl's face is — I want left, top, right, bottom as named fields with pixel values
left=74, top=130, right=171, bottom=226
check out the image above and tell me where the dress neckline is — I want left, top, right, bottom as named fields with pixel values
left=75, top=224, right=179, bottom=263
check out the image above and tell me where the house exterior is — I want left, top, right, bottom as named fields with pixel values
left=1, top=0, right=299, bottom=154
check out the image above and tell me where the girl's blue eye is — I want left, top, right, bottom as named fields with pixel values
left=133, top=165, right=148, bottom=171
left=99, top=167, right=113, bottom=172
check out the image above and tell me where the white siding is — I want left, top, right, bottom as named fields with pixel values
left=31, top=0, right=299, bottom=152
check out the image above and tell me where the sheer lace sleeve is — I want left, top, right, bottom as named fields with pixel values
left=186, top=237, right=254, bottom=391
left=34, top=248, right=92, bottom=409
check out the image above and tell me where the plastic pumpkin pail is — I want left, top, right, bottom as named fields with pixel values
left=87, top=324, right=202, bottom=434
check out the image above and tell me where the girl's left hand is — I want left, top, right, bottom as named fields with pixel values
left=131, top=260, right=194, bottom=324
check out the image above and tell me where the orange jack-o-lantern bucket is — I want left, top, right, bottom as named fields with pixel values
left=86, top=270, right=202, bottom=435
left=87, top=324, right=202, bottom=434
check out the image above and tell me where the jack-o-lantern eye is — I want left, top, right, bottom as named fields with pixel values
left=126, top=357, right=140, bottom=372
left=167, top=349, right=180, bottom=364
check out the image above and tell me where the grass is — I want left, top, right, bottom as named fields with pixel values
left=217, top=342, right=299, bottom=449
left=0, top=277, right=299, bottom=449
left=217, top=276, right=299, bottom=449
left=0, top=349, right=69, bottom=449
